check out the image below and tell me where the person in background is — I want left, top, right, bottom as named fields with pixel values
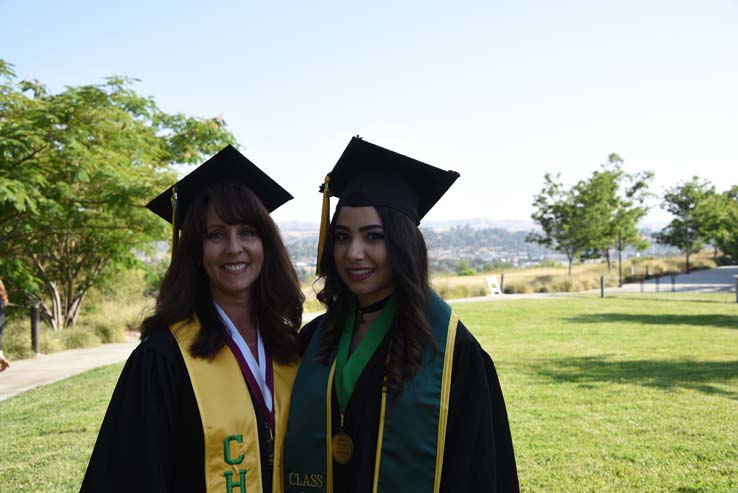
left=82, top=145, right=303, bottom=492
left=0, top=277, right=10, bottom=371
left=282, top=137, right=519, bottom=492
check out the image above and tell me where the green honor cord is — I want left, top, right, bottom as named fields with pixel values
left=334, top=295, right=398, bottom=412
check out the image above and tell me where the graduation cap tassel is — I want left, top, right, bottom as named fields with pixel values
left=170, top=184, right=179, bottom=261
left=316, top=175, right=331, bottom=276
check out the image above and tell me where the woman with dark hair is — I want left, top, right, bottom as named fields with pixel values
left=82, top=146, right=303, bottom=493
left=282, top=137, right=519, bottom=493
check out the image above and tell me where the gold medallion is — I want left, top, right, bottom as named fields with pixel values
left=332, top=432, right=354, bottom=464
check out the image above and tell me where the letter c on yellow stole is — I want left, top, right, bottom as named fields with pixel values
left=224, top=435, right=244, bottom=465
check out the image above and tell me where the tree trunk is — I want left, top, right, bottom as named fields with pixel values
left=605, top=249, right=612, bottom=272
left=48, top=281, right=63, bottom=330
left=27, top=250, right=63, bottom=330
left=65, top=291, right=86, bottom=328
left=685, top=250, right=691, bottom=274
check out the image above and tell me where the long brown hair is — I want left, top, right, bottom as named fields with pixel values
left=141, top=183, right=303, bottom=363
left=316, top=205, right=435, bottom=399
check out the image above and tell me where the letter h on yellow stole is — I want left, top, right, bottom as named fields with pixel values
left=224, top=435, right=248, bottom=493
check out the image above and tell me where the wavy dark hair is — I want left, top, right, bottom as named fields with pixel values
left=316, top=205, right=435, bottom=400
left=141, top=183, right=303, bottom=363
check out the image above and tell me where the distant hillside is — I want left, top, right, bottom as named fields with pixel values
left=422, top=224, right=553, bottom=271
left=421, top=218, right=537, bottom=232
left=281, top=221, right=680, bottom=274
left=281, top=221, right=554, bottom=271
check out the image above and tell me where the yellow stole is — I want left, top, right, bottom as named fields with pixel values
left=171, top=319, right=298, bottom=493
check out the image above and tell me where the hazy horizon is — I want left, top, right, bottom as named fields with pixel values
left=275, top=216, right=670, bottom=233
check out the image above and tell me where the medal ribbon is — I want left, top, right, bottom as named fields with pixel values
left=215, top=303, right=275, bottom=426
left=334, top=295, right=397, bottom=412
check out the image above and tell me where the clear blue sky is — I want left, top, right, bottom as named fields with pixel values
left=3, top=0, right=737, bottom=227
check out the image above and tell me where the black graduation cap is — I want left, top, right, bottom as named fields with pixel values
left=315, top=136, right=459, bottom=273
left=322, top=137, right=459, bottom=224
left=146, top=144, right=293, bottom=253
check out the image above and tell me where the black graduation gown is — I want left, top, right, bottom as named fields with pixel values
left=81, top=329, right=274, bottom=493
left=298, top=316, right=519, bottom=493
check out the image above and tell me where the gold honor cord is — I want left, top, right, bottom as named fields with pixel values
left=433, top=312, right=459, bottom=493
left=316, top=175, right=331, bottom=275
left=372, top=344, right=392, bottom=493
left=326, top=360, right=337, bottom=493
left=170, top=184, right=179, bottom=261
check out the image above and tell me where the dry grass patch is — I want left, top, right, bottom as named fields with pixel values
left=433, top=252, right=719, bottom=296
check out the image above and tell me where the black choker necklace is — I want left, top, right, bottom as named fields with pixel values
left=356, top=295, right=392, bottom=324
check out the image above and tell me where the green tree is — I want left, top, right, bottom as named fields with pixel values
left=715, top=188, right=738, bottom=262
left=656, top=177, right=716, bottom=273
left=0, top=60, right=235, bottom=328
left=576, top=154, right=652, bottom=270
left=527, top=173, right=588, bottom=275
left=695, top=186, right=738, bottom=261
left=455, top=259, right=477, bottom=276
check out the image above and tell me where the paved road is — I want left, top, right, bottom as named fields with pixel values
left=1, top=266, right=735, bottom=402
left=614, top=265, right=738, bottom=293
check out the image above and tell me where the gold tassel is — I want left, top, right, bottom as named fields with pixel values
left=170, top=184, right=179, bottom=261
left=316, top=175, right=331, bottom=276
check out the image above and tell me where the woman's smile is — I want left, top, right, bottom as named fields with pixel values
left=345, top=267, right=375, bottom=281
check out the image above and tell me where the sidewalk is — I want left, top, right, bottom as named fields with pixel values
left=0, top=340, right=139, bottom=402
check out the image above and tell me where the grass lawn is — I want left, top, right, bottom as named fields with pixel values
left=453, top=292, right=738, bottom=492
left=0, top=364, right=121, bottom=491
left=1, top=292, right=736, bottom=491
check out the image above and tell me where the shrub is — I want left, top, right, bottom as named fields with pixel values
left=580, top=277, right=595, bottom=290
left=539, top=259, right=563, bottom=268
left=503, top=282, right=532, bottom=294
left=95, top=321, right=126, bottom=343
left=75, top=313, right=126, bottom=343
left=455, top=259, right=477, bottom=276
left=3, top=319, right=37, bottom=359
left=61, top=328, right=101, bottom=350
left=142, top=260, right=168, bottom=297
left=40, top=330, right=64, bottom=354
left=431, top=281, right=487, bottom=299
left=555, top=279, right=576, bottom=292
left=690, top=257, right=715, bottom=271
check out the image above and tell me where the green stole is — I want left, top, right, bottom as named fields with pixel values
left=170, top=318, right=298, bottom=493
left=281, top=291, right=459, bottom=493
